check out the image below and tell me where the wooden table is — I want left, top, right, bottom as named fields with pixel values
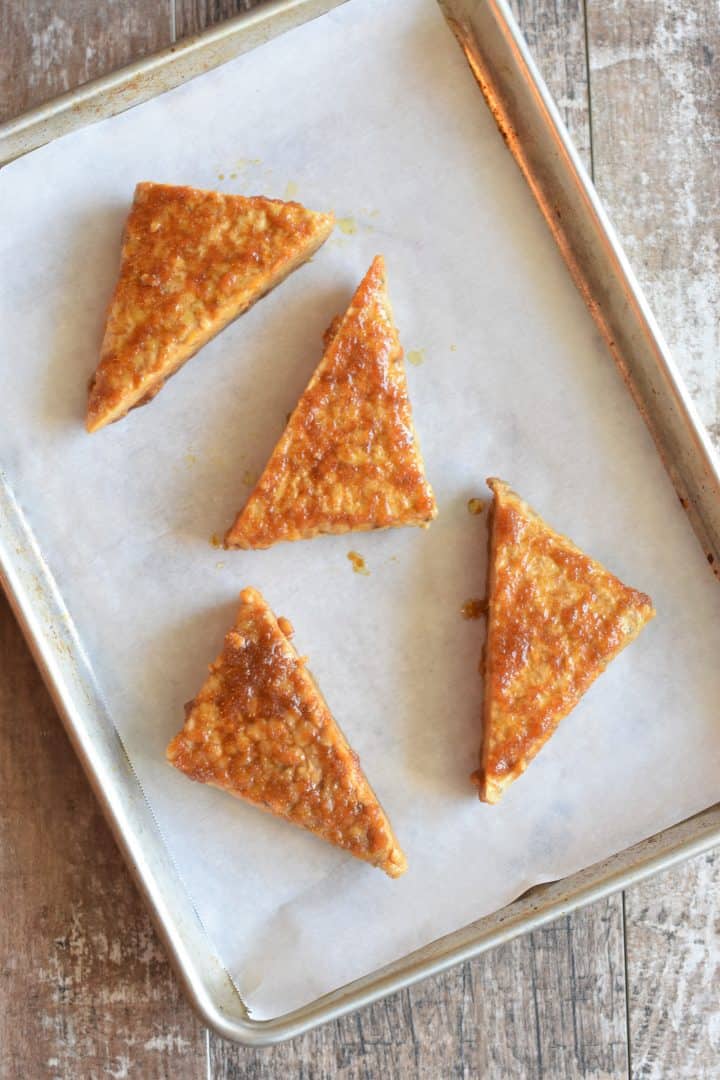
left=1, top=1, right=718, bottom=1076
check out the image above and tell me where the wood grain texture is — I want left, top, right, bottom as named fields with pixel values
left=509, top=0, right=592, bottom=167
left=587, top=0, right=720, bottom=441
left=587, top=3, right=720, bottom=1077
left=0, top=594, right=207, bottom=1079
left=0, top=0, right=173, bottom=123
left=624, top=853, right=720, bottom=1080
left=175, top=0, right=257, bottom=40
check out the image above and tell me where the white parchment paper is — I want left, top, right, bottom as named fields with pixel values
left=2, top=0, right=720, bottom=1019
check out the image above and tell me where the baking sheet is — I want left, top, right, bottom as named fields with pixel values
left=2, top=0, right=720, bottom=1021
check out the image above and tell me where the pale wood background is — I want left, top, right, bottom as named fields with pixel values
left=1, top=1, right=718, bottom=1077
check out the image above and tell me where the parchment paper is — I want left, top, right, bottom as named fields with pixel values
left=2, top=0, right=720, bottom=1020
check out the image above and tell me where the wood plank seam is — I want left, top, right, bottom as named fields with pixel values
left=622, top=892, right=633, bottom=1080
left=580, top=0, right=596, bottom=181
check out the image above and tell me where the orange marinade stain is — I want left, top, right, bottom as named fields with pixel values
left=461, top=598, right=486, bottom=620
left=347, top=551, right=370, bottom=576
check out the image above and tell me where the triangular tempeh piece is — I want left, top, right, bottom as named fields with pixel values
left=86, top=182, right=334, bottom=431
left=224, top=256, right=436, bottom=548
left=167, top=588, right=407, bottom=877
left=474, top=479, right=655, bottom=804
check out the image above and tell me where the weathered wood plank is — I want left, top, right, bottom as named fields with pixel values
left=624, top=853, right=720, bottom=1080
left=0, top=0, right=173, bottom=123
left=464, top=902, right=628, bottom=1078
left=175, top=0, right=255, bottom=40
left=588, top=1, right=720, bottom=1077
left=509, top=0, right=592, bottom=168
left=587, top=0, right=720, bottom=440
left=0, top=595, right=208, bottom=1079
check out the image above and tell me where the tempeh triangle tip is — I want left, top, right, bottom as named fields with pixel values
left=224, top=255, right=436, bottom=549
left=474, top=478, right=655, bottom=804
left=86, top=182, right=334, bottom=432
left=167, top=587, right=407, bottom=878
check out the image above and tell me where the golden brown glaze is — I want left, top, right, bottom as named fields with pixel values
left=474, top=479, right=655, bottom=804
left=224, top=256, right=437, bottom=548
left=86, top=182, right=334, bottom=432
left=167, top=588, right=406, bottom=877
